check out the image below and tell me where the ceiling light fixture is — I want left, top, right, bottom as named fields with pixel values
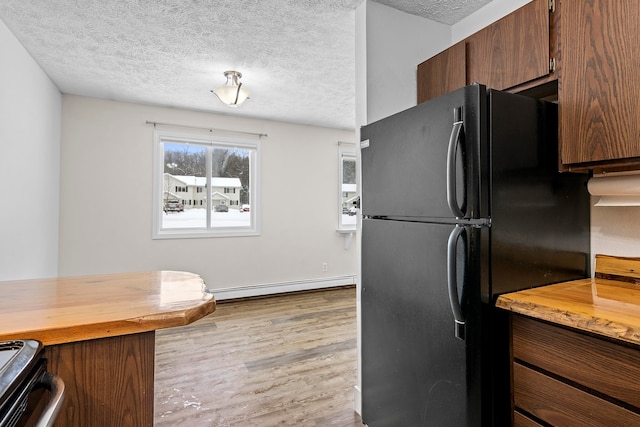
left=211, top=70, right=250, bottom=107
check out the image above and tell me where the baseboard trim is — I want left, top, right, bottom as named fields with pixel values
left=210, top=275, right=357, bottom=301
left=353, top=385, right=362, bottom=415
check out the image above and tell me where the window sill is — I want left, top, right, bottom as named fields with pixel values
left=153, top=228, right=260, bottom=239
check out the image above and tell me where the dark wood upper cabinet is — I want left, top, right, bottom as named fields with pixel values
left=559, top=0, right=640, bottom=170
left=466, top=0, right=550, bottom=90
left=417, top=0, right=551, bottom=104
left=417, top=41, right=466, bottom=103
left=417, top=0, right=640, bottom=170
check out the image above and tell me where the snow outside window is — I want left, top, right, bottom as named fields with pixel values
left=152, top=130, right=260, bottom=239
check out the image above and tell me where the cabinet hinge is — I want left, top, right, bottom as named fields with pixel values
left=549, top=0, right=555, bottom=12
left=549, top=57, right=556, bottom=72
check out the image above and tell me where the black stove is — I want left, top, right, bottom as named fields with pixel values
left=0, top=340, right=64, bottom=427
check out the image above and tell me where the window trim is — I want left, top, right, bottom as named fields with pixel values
left=152, top=130, right=261, bottom=239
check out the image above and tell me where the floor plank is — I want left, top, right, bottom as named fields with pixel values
left=154, top=287, right=364, bottom=426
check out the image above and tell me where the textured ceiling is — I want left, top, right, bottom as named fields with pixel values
left=0, top=0, right=492, bottom=131
left=375, top=0, right=492, bottom=25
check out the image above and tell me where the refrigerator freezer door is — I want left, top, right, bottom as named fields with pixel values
left=361, top=219, right=485, bottom=426
left=360, top=85, right=484, bottom=221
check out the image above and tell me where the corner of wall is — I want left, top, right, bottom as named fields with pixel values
left=0, top=18, right=62, bottom=280
left=364, top=1, right=451, bottom=123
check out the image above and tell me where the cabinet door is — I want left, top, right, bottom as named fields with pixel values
left=417, top=41, right=466, bottom=104
left=559, top=1, right=640, bottom=167
left=466, top=0, right=550, bottom=90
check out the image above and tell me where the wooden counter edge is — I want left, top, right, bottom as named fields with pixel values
left=0, top=298, right=216, bottom=346
left=495, top=255, right=640, bottom=346
left=496, top=293, right=640, bottom=346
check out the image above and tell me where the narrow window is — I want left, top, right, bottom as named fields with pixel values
left=339, top=143, right=357, bottom=230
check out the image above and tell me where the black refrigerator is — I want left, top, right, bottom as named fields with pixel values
left=359, top=84, right=590, bottom=427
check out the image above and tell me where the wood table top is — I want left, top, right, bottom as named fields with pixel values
left=496, top=278, right=640, bottom=346
left=0, top=271, right=215, bottom=345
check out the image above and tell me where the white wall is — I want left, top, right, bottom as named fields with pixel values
left=353, top=4, right=367, bottom=415
left=364, top=1, right=451, bottom=124
left=59, top=96, right=357, bottom=298
left=0, top=19, right=61, bottom=281
left=591, top=204, right=640, bottom=258
left=355, top=3, right=368, bottom=129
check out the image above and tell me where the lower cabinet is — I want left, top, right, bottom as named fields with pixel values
left=511, top=315, right=640, bottom=426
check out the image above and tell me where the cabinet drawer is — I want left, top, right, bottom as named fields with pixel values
left=513, top=315, right=640, bottom=408
left=514, top=363, right=640, bottom=426
left=514, top=411, right=543, bottom=427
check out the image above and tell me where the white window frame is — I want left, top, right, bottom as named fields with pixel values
left=338, top=142, right=357, bottom=232
left=152, top=130, right=261, bottom=239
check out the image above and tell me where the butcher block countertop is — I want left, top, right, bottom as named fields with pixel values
left=0, top=270, right=216, bottom=346
left=496, top=254, right=640, bottom=346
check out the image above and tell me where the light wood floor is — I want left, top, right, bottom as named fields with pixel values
left=154, top=286, right=364, bottom=426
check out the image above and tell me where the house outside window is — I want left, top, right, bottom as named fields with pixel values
left=153, top=130, right=260, bottom=238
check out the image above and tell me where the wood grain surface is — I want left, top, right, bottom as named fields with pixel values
left=417, top=41, right=466, bottom=103
left=154, top=287, right=362, bottom=426
left=496, top=255, right=640, bottom=345
left=0, top=271, right=215, bottom=345
left=514, top=411, right=544, bottom=427
left=466, top=0, right=549, bottom=90
left=514, top=363, right=640, bottom=426
left=595, top=254, right=640, bottom=283
left=46, top=332, right=155, bottom=427
left=513, top=315, right=640, bottom=409
left=559, top=0, right=640, bottom=165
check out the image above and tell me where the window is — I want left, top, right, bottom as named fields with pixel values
left=338, top=143, right=357, bottom=230
left=153, top=130, right=260, bottom=238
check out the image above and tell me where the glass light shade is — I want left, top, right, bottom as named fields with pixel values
left=211, top=71, right=250, bottom=107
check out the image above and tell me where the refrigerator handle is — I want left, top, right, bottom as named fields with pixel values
left=447, top=225, right=466, bottom=340
left=446, top=117, right=465, bottom=219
